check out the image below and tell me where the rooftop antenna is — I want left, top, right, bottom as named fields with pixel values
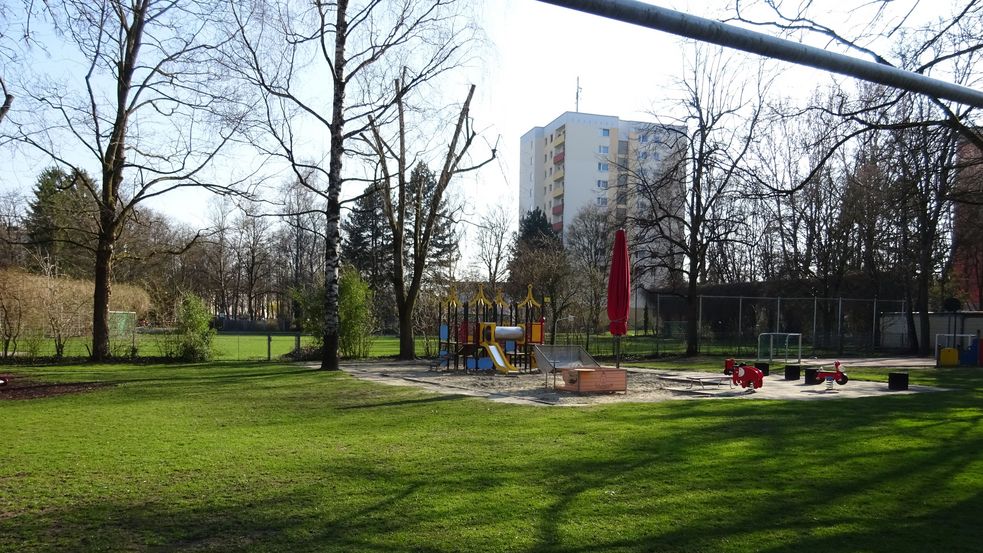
left=575, top=76, right=582, bottom=112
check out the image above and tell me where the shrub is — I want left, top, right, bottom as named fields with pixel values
left=292, top=267, right=375, bottom=359
left=338, top=267, right=375, bottom=358
left=173, top=293, right=215, bottom=361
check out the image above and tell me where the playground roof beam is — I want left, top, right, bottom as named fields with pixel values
left=535, top=0, right=983, bottom=110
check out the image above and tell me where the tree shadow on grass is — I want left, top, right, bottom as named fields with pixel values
left=337, top=394, right=470, bottom=410
left=516, top=393, right=983, bottom=552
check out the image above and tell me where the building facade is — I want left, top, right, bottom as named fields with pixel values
left=519, top=112, right=686, bottom=323
left=519, top=111, right=684, bottom=241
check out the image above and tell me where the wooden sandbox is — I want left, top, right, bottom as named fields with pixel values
left=533, top=344, right=627, bottom=393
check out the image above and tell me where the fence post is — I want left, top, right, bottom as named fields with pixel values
left=738, top=296, right=743, bottom=356
left=872, top=297, right=878, bottom=351
left=656, top=294, right=661, bottom=356
left=267, top=333, right=272, bottom=361
left=776, top=297, right=781, bottom=332
left=698, top=295, right=703, bottom=354
left=837, top=297, right=844, bottom=355
left=812, top=297, right=818, bottom=354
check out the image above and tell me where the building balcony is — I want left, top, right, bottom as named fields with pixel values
left=552, top=203, right=563, bottom=215
left=552, top=222, right=563, bottom=232
left=552, top=183, right=564, bottom=196
left=553, top=152, right=565, bottom=164
left=553, top=166, right=564, bottom=180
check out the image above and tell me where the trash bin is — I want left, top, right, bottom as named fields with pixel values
left=754, top=362, right=770, bottom=376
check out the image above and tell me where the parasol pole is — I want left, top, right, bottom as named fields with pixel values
left=616, top=333, right=621, bottom=369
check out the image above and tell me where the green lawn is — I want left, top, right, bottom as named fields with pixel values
left=14, top=333, right=417, bottom=361
left=2, top=361, right=982, bottom=552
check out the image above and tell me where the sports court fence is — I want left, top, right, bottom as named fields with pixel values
left=553, top=294, right=909, bottom=358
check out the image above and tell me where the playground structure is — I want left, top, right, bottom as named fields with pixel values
left=723, top=358, right=764, bottom=390
left=934, top=334, right=983, bottom=367
left=532, top=344, right=627, bottom=393
left=432, top=282, right=628, bottom=392
left=435, top=284, right=545, bottom=374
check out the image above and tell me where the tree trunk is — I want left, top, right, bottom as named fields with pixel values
left=917, top=269, right=932, bottom=356
left=397, top=302, right=415, bottom=359
left=685, top=290, right=699, bottom=356
left=91, top=230, right=114, bottom=361
left=320, top=0, right=348, bottom=372
left=321, top=202, right=342, bottom=371
left=685, top=242, right=700, bottom=356
left=0, top=92, right=12, bottom=124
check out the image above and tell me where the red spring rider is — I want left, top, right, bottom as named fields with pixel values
left=724, top=359, right=764, bottom=390
left=815, top=361, right=849, bottom=385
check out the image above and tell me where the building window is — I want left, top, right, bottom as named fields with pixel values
left=640, top=152, right=648, bottom=160
left=601, top=128, right=610, bottom=137
left=597, top=180, right=608, bottom=189
left=640, top=133, right=649, bottom=143
left=598, top=162, right=609, bottom=172
left=598, top=145, right=609, bottom=154
left=596, top=197, right=608, bottom=206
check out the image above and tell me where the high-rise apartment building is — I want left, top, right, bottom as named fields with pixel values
left=519, top=111, right=684, bottom=242
left=519, top=111, right=686, bottom=318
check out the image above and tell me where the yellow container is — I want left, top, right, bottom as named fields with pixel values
left=939, top=347, right=960, bottom=367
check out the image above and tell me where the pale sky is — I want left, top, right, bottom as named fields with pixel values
left=4, top=0, right=935, bottom=239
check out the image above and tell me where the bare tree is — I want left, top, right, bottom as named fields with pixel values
left=232, top=202, right=274, bottom=320
left=365, top=83, right=495, bottom=359
left=731, top=0, right=983, bottom=157
left=0, top=269, right=25, bottom=357
left=0, top=0, right=37, bottom=124
left=473, top=204, right=513, bottom=288
left=34, top=253, right=88, bottom=358
left=203, top=198, right=236, bottom=319
left=228, top=0, right=479, bottom=369
left=628, top=46, right=767, bottom=355
left=6, top=0, right=245, bottom=360
left=734, top=2, right=983, bottom=352
left=565, top=205, right=614, bottom=349
left=279, top=173, right=326, bottom=322
left=0, top=190, right=26, bottom=268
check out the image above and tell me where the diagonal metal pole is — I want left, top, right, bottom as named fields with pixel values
left=535, top=0, right=983, bottom=109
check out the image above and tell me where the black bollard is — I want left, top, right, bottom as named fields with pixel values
left=784, top=364, right=801, bottom=381
left=754, top=362, right=770, bottom=376
left=888, top=372, right=909, bottom=391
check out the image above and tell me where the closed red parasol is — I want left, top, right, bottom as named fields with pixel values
left=607, top=229, right=630, bottom=367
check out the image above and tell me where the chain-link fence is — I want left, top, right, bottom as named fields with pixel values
left=553, top=294, right=907, bottom=358
left=2, top=331, right=309, bottom=361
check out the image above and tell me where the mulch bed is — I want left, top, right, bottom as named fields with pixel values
left=0, top=373, right=113, bottom=400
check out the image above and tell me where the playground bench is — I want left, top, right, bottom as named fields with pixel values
left=686, top=376, right=733, bottom=389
